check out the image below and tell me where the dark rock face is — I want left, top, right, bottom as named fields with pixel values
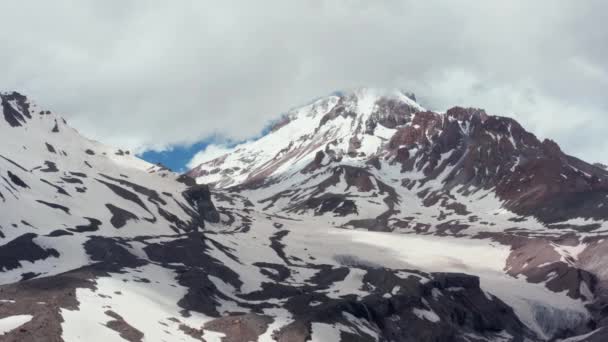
left=84, top=236, right=145, bottom=270
left=0, top=268, right=96, bottom=342
left=319, top=100, right=357, bottom=128
left=176, top=174, right=197, bottom=186
left=365, top=97, right=418, bottom=134
left=69, top=217, right=102, bottom=233
left=150, top=162, right=171, bottom=172
left=3, top=90, right=608, bottom=342
left=270, top=270, right=533, bottom=342
left=96, top=179, right=151, bottom=214
left=302, top=150, right=325, bottom=174
left=7, top=171, right=29, bottom=188
left=40, top=178, right=69, bottom=195
left=47, top=229, right=73, bottom=237
left=35, top=200, right=70, bottom=215
left=104, top=310, right=144, bottom=342
left=183, top=184, right=220, bottom=224
left=204, top=314, right=274, bottom=342
left=1, top=92, right=31, bottom=128
left=0, top=233, right=60, bottom=271
left=143, top=233, right=242, bottom=317
left=304, top=194, right=358, bottom=216
left=383, top=106, right=608, bottom=223
left=40, top=161, right=59, bottom=172
left=45, top=143, right=56, bottom=153
left=503, top=236, right=597, bottom=300
left=105, top=203, right=138, bottom=228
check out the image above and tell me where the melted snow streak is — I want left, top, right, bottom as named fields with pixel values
left=0, top=90, right=606, bottom=341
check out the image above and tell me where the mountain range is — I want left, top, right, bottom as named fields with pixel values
left=0, top=88, right=607, bottom=341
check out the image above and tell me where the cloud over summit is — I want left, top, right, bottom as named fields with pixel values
left=1, top=1, right=606, bottom=163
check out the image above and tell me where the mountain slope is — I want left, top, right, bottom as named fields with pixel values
left=0, top=90, right=607, bottom=341
left=188, top=88, right=608, bottom=339
left=189, top=88, right=608, bottom=225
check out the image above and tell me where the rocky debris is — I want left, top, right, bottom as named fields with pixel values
left=99, top=174, right=168, bottom=206
left=176, top=174, right=197, bottom=186
left=68, top=217, right=102, bottom=233
left=271, top=270, right=534, bottom=342
left=96, top=178, right=153, bottom=217
left=504, top=236, right=596, bottom=300
left=347, top=94, right=601, bottom=221
left=183, top=184, right=220, bottom=224
left=68, top=171, right=87, bottom=178
left=1, top=92, right=31, bottom=128
left=44, top=143, right=56, bottom=154
left=148, top=162, right=171, bottom=173
left=381, top=104, right=608, bottom=223
left=35, top=200, right=70, bottom=215
left=105, top=203, right=139, bottom=228
left=570, top=328, right=608, bottom=342
left=104, top=310, right=144, bottom=342
left=594, top=163, right=607, bottom=170
left=2, top=90, right=608, bottom=342
left=40, top=161, right=59, bottom=172
left=0, top=233, right=60, bottom=271
left=40, top=179, right=69, bottom=196
left=46, top=229, right=73, bottom=237
left=318, top=99, right=357, bottom=128
left=7, top=171, right=29, bottom=188
left=60, top=176, right=83, bottom=184
left=51, top=120, right=60, bottom=133
left=204, top=314, right=273, bottom=342
left=0, top=269, right=96, bottom=342
left=364, top=96, right=419, bottom=134
left=143, top=233, right=242, bottom=317
left=114, top=149, right=129, bottom=156
left=83, top=236, right=148, bottom=275
left=304, top=194, right=358, bottom=216
left=301, top=150, right=325, bottom=174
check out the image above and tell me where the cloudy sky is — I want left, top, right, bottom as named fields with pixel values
left=2, top=1, right=607, bottom=169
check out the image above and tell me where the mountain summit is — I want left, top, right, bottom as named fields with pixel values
left=188, top=88, right=608, bottom=224
left=1, top=90, right=607, bottom=341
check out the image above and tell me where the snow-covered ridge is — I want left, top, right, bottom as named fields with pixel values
left=187, top=87, right=426, bottom=187
left=1, top=91, right=608, bottom=341
left=0, top=91, right=167, bottom=176
left=188, top=87, right=608, bottom=225
left=184, top=87, right=608, bottom=339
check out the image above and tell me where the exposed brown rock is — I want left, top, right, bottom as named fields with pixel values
left=203, top=314, right=273, bottom=342
left=104, top=310, right=144, bottom=342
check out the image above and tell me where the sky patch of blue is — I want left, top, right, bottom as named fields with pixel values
left=138, top=121, right=276, bottom=174
left=138, top=140, right=212, bottom=174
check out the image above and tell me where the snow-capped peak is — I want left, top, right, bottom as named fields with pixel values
left=187, top=88, right=426, bottom=187
left=188, top=88, right=608, bottom=226
left=0, top=92, right=173, bottom=176
left=2, top=90, right=608, bottom=342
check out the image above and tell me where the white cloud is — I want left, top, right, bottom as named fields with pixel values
left=187, top=144, right=235, bottom=169
left=0, top=0, right=606, bottom=164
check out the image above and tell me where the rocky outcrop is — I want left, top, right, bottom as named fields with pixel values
left=382, top=106, right=608, bottom=223
left=272, top=270, right=535, bottom=342
left=1, top=91, right=31, bottom=128
left=183, top=184, right=220, bottom=224
left=2, top=90, right=607, bottom=342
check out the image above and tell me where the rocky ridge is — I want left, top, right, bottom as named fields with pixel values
left=0, top=90, right=606, bottom=341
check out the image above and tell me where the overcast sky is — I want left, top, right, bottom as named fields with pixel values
left=1, top=1, right=607, bottom=166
